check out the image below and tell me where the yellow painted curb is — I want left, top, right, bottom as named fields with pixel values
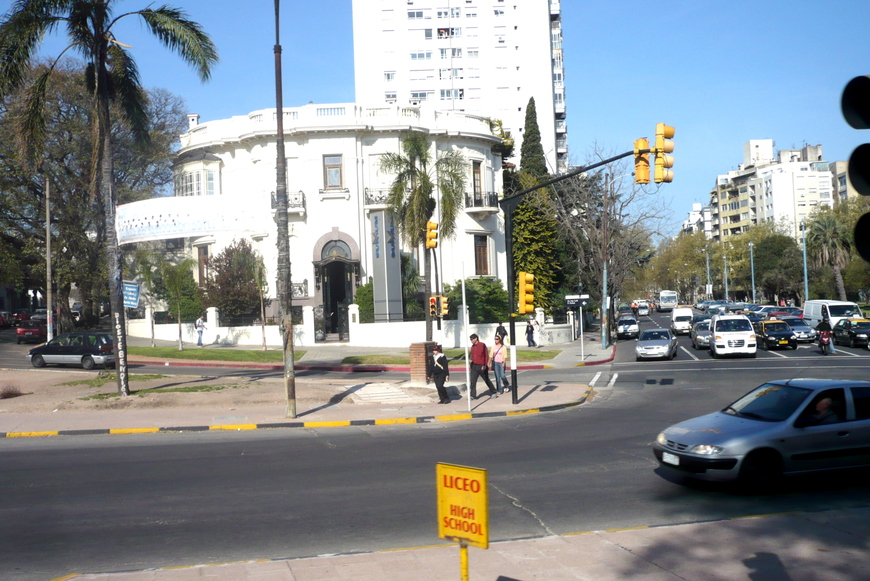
left=605, top=525, right=650, bottom=533
left=506, top=409, right=540, bottom=416
left=209, top=424, right=258, bottom=431
left=302, top=420, right=352, bottom=428
left=436, top=413, right=473, bottom=422
left=375, top=417, right=417, bottom=425
left=110, top=427, right=160, bottom=434
left=6, top=431, right=59, bottom=438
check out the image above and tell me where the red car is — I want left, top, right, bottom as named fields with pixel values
left=16, top=320, right=47, bottom=344
left=12, top=309, right=32, bottom=326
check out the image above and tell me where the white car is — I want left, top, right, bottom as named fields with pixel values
left=636, top=302, right=650, bottom=316
left=617, top=317, right=639, bottom=340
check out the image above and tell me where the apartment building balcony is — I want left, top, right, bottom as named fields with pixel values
left=270, top=190, right=306, bottom=216
left=556, top=120, right=567, bottom=134
left=465, top=191, right=499, bottom=215
left=550, top=0, right=561, bottom=18
left=364, top=188, right=390, bottom=210
left=556, top=138, right=568, bottom=153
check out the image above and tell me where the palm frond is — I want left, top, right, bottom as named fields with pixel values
left=15, top=69, right=50, bottom=166
left=107, top=43, right=150, bottom=144
left=0, top=1, right=64, bottom=94
left=136, top=6, right=218, bottom=82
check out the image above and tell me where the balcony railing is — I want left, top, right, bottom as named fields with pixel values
left=465, top=191, right=499, bottom=213
left=271, top=190, right=306, bottom=214
left=364, top=188, right=391, bottom=207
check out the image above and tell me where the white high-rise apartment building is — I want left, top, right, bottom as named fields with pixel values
left=352, top=0, right=568, bottom=174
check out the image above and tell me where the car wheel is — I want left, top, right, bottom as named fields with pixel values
left=791, top=343, right=798, bottom=350
left=636, top=356, right=642, bottom=362
left=31, top=354, right=45, bottom=368
left=16, top=338, right=21, bottom=344
left=738, top=449, right=782, bottom=491
left=850, top=337, right=856, bottom=349
left=81, top=355, right=95, bottom=371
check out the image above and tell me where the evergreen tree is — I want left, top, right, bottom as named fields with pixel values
left=512, top=98, right=560, bottom=311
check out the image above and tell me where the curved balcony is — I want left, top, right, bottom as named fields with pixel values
left=364, top=188, right=391, bottom=210
left=465, top=192, right=499, bottom=215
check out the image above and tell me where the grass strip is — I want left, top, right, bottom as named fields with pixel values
left=80, top=383, right=233, bottom=400
left=128, top=346, right=304, bottom=363
left=62, top=373, right=167, bottom=388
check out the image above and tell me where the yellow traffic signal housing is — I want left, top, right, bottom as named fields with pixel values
left=440, top=296, right=449, bottom=317
left=842, top=75, right=870, bottom=261
left=653, top=123, right=675, bottom=183
left=429, top=296, right=438, bottom=317
left=517, top=271, right=535, bottom=314
left=634, top=138, right=650, bottom=184
left=425, top=221, right=438, bottom=249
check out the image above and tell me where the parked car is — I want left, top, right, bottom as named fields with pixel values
left=754, top=319, right=798, bottom=350
left=31, top=308, right=48, bottom=322
left=0, top=310, right=13, bottom=328
left=832, top=318, right=870, bottom=348
left=28, top=332, right=115, bottom=370
left=12, top=309, right=31, bottom=326
left=653, top=378, right=870, bottom=487
left=16, top=320, right=47, bottom=344
left=780, top=317, right=817, bottom=343
left=690, top=320, right=712, bottom=350
left=616, top=316, right=639, bottom=340
left=635, top=328, right=678, bottom=361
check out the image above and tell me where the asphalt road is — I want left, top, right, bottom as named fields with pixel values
left=2, top=316, right=870, bottom=580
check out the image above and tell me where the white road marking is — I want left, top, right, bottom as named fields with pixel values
left=607, top=373, right=618, bottom=388
left=762, top=348, right=789, bottom=358
left=589, top=371, right=602, bottom=387
left=680, top=346, right=699, bottom=361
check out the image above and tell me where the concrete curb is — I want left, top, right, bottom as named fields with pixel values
left=574, top=344, right=617, bottom=366
left=128, top=359, right=552, bottom=372
left=0, top=389, right=592, bottom=439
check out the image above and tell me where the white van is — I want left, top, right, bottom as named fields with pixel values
left=709, top=314, right=757, bottom=358
left=670, top=307, right=694, bottom=335
left=802, top=300, right=864, bottom=329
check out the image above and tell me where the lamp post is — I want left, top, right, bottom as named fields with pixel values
left=749, top=241, right=756, bottom=304
left=723, top=253, right=729, bottom=301
left=801, top=219, right=809, bottom=302
left=704, top=248, right=711, bottom=300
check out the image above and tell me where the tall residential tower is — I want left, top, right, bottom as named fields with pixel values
left=352, top=0, right=568, bottom=173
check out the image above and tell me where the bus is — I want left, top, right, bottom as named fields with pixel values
left=657, top=290, right=678, bottom=312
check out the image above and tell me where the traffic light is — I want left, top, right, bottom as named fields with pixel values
left=517, top=271, right=535, bottom=314
left=440, top=295, right=449, bottom=317
left=842, top=75, right=870, bottom=262
left=429, top=296, right=438, bottom=317
left=634, top=138, right=650, bottom=184
left=425, top=221, right=438, bottom=249
left=653, top=123, right=675, bottom=183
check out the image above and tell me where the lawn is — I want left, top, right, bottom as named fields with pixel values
left=341, top=349, right=561, bottom=365
left=127, top=346, right=303, bottom=363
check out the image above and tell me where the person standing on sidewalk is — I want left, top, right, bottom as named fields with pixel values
left=495, top=322, right=508, bottom=344
left=469, top=334, right=497, bottom=399
left=428, top=345, right=451, bottom=404
left=489, top=334, right=510, bottom=394
left=195, top=314, right=206, bottom=347
left=525, top=320, right=536, bottom=347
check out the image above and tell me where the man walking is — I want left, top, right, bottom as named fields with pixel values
left=195, top=314, right=206, bottom=347
left=468, top=334, right=497, bottom=399
left=428, top=345, right=451, bottom=404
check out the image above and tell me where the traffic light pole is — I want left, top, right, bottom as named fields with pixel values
left=499, top=149, right=640, bottom=404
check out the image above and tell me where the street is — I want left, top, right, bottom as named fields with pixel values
left=2, top=315, right=870, bottom=580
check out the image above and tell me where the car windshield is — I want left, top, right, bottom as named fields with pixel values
left=640, top=331, right=669, bottom=341
left=724, top=383, right=812, bottom=422
left=829, top=305, right=861, bottom=317
left=675, top=316, right=692, bottom=322
left=695, top=322, right=710, bottom=331
left=715, top=319, right=752, bottom=332
left=765, top=322, right=790, bottom=332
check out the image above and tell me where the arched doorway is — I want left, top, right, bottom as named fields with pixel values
left=314, top=240, right=359, bottom=340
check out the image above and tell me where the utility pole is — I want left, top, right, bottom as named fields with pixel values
left=274, top=0, right=296, bottom=418
left=749, top=241, right=756, bottom=303
left=704, top=248, right=711, bottom=300
left=723, top=253, right=729, bottom=301
left=45, top=178, right=53, bottom=341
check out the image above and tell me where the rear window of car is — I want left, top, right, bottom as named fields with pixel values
left=21, top=321, right=42, bottom=329
left=695, top=322, right=710, bottom=331
left=641, top=331, right=669, bottom=341
left=619, top=318, right=637, bottom=325
left=765, top=322, right=790, bottom=332
left=675, top=316, right=692, bottom=322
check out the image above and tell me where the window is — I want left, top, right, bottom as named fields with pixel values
left=440, top=47, right=461, bottom=58
left=440, top=88, right=464, bottom=100
left=467, top=49, right=479, bottom=58
left=472, top=161, right=482, bottom=196
left=407, top=10, right=423, bottom=18
left=323, top=155, right=343, bottom=189
left=474, top=235, right=489, bottom=276
left=437, top=27, right=460, bottom=38
left=385, top=92, right=397, bottom=101
left=410, top=91, right=429, bottom=101
left=410, top=51, right=432, bottom=60
left=439, top=68, right=462, bottom=79
left=384, top=71, right=395, bottom=81
left=174, top=168, right=219, bottom=197
left=198, top=246, right=209, bottom=284
left=424, top=28, right=433, bottom=40
left=494, top=9, right=504, bottom=16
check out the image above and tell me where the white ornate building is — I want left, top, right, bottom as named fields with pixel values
left=116, top=102, right=508, bottom=342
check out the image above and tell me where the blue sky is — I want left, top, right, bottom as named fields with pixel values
left=12, top=0, right=870, bottom=234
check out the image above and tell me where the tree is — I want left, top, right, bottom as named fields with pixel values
left=128, top=246, right=158, bottom=347
left=158, top=259, right=199, bottom=351
left=519, top=97, right=548, bottom=178
left=806, top=209, right=852, bottom=301
left=443, top=278, right=509, bottom=324
left=201, top=239, right=268, bottom=321
left=353, top=280, right=375, bottom=324
left=379, top=131, right=467, bottom=341
left=0, top=0, right=218, bottom=396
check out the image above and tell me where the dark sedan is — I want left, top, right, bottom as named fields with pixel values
left=754, top=320, right=798, bottom=350
left=832, top=318, right=870, bottom=348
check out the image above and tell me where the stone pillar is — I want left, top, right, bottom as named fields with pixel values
left=302, top=305, right=315, bottom=347
left=206, top=306, right=219, bottom=345
left=348, top=304, right=360, bottom=341
left=410, top=341, right=437, bottom=384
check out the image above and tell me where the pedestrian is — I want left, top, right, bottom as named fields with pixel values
left=495, top=321, right=508, bottom=344
left=525, top=320, right=536, bottom=347
left=532, top=319, right=541, bottom=347
left=489, top=334, right=510, bottom=394
left=468, top=334, right=497, bottom=399
left=195, top=314, right=206, bottom=347
left=428, top=345, right=451, bottom=404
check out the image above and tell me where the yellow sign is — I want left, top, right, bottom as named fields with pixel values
left=436, top=463, right=488, bottom=549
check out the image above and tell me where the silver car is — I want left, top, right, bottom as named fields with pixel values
left=690, top=320, right=711, bottom=349
left=780, top=317, right=816, bottom=343
left=653, top=379, right=870, bottom=487
left=635, top=329, right=678, bottom=361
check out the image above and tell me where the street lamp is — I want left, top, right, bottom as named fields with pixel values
left=704, top=248, right=711, bottom=300
left=749, top=241, right=756, bottom=303
left=723, top=252, right=729, bottom=301
left=801, top=219, right=809, bottom=301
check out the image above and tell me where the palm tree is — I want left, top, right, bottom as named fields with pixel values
left=160, top=258, right=197, bottom=351
left=806, top=211, right=852, bottom=301
left=0, top=1, right=218, bottom=395
left=379, top=131, right=467, bottom=341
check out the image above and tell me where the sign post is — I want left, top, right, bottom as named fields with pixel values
left=436, top=463, right=488, bottom=580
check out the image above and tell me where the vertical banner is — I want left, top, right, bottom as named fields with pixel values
left=370, top=210, right=403, bottom=322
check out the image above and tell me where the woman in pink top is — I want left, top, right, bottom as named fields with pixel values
left=489, top=334, right=510, bottom=394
